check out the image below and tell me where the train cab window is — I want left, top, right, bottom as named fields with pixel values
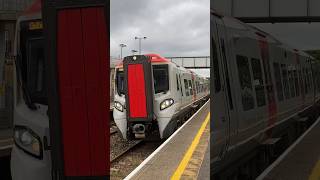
left=281, top=64, right=290, bottom=99
left=294, top=69, right=300, bottom=96
left=18, top=21, right=47, bottom=108
left=184, top=79, right=189, bottom=96
left=116, top=70, right=125, bottom=95
left=26, top=38, right=47, bottom=104
left=153, top=65, right=169, bottom=94
left=212, top=37, right=221, bottom=93
left=236, top=55, right=255, bottom=111
left=273, top=63, right=284, bottom=101
left=251, top=58, right=266, bottom=106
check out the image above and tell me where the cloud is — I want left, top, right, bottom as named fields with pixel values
left=110, top=0, right=210, bottom=58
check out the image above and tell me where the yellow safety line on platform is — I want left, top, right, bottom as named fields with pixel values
left=309, top=158, right=320, bottom=180
left=171, top=112, right=210, bottom=180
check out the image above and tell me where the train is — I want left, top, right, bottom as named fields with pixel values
left=113, top=54, right=210, bottom=140
left=10, top=0, right=110, bottom=179
left=211, top=10, right=320, bottom=178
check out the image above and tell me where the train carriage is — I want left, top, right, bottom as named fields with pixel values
left=113, top=54, right=209, bottom=140
left=211, top=10, right=320, bottom=177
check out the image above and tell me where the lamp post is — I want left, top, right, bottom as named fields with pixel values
left=131, top=50, right=138, bottom=55
left=134, top=36, right=147, bottom=55
left=119, top=43, right=127, bottom=59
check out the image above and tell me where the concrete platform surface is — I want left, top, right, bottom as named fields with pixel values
left=258, top=117, right=320, bottom=180
left=126, top=101, right=210, bottom=180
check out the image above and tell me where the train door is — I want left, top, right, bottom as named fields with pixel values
left=257, top=35, right=277, bottom=134
left=176, top=71, right=183, bottom=109
left=211, top=14, right=230, bottom=162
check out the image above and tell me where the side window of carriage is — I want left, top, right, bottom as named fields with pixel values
left=288, top=67, right=296, bottom=98
left=273, top=62, right=284, bottom=101
left=212, top=37, right=221, bottom=93
left=184, top=79, right=189, bottom=96
left=281, top=64, right=291, bottom=99
left=236, top=55, right=255, bottom=111
left=176, top=74, right=179, bottom=91
left=251, top=58, right=266, bottom=106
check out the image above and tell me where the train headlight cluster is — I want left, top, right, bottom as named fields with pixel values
left=14, top=126, right=42, bottom=159
left=160, top=99, right=174, bottom=110
left=115, top=101, right=124, bottom=112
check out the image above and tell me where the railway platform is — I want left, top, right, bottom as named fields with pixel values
left=257, top=116, right=320, bottom=180
left=125, top=100, right=210, bottom=180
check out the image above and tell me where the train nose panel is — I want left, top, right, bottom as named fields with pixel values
left=123, top=55, right=154, bottom=122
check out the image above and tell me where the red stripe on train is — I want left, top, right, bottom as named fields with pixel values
left=257, top=36, right=277, bottom=136
left=128, top=64, right=148, bottom=118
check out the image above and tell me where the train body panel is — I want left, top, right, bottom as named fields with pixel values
left=113, top=54, right=209, bottom=139
left=211, top=10, right=320, bottom=174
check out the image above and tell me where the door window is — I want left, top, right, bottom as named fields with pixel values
left=237, top=55, right=255, bottom=111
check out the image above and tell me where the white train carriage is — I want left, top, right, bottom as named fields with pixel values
left=113, top=54, right=209, bottom=140
left=211, top=10, right=320, bottom=176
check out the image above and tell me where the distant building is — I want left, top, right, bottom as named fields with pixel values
left=0, top=0, right=34, bottom=128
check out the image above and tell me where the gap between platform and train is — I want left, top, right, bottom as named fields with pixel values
left=257, top=116, right=320, bottom=180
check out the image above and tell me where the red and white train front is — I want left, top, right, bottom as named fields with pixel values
left=113, top=54, right=209, bottom=139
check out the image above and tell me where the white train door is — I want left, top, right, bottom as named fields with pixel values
left=211, top=14, right=230, bottom=163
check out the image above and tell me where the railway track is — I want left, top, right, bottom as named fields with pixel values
left=111, top=140, right=143, bottom=163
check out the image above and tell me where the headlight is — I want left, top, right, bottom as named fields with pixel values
left=14, top=126, right=42, bottom=159
left=115, top=101, right=124, bottom=112
left=160, top=99, right=174, bottom=110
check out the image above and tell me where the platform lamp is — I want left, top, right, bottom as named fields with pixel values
left=120, top=43, right=127, bottom=60
left=134, top=36, right=147, bottom=55
left=131, top=49, right=138, bottom=55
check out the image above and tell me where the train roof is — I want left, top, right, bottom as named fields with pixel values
left=115, top=54, right=170, bottom=68
left=17, top=0, right=41, bottom=22
left=24, top=0, right=41, bottom=16
left=212, top=9, right=313, bottom=59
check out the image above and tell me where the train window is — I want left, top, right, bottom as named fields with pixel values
left=153, top=65, right=169, bottom=94
left=288, top=70, right=296, bottom=98
left=26, top=38, right=47, bottom=105
left=116, top=70, right=125, bottom=95
left=273, top=63, right=284, bottom=101
left=303, top=68, right=308, bottom=94
left=294, top=69, right=300, bottom=96
left=251, top=58, right=266, bottom=106
left=189, top=80, right=193, bottom=95
left=221, top=39, right=234, bottom=110
left=281, top=64, right=290, bottom=99
left=176, top=74, right=179, bottom=91
left=197, top=82, right=199, bottom=93
left=236, top=55, right=255, bottom=111
left=184, top=79, right=189, bottom=96
left=308, top=69, right=313, bottom=91
left=212, top=37, right=221, bottom=93
left=179, top=75, right=183, bottom=96
left=298, top=68, right=304, bottom=95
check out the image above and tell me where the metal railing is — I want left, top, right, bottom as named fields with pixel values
left=165, top=56, right=210, bottom=69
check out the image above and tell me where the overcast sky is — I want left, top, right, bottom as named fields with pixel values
left=253, top=23, right=320, bottom=51
left=110, top=0, right=210, bottom=60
